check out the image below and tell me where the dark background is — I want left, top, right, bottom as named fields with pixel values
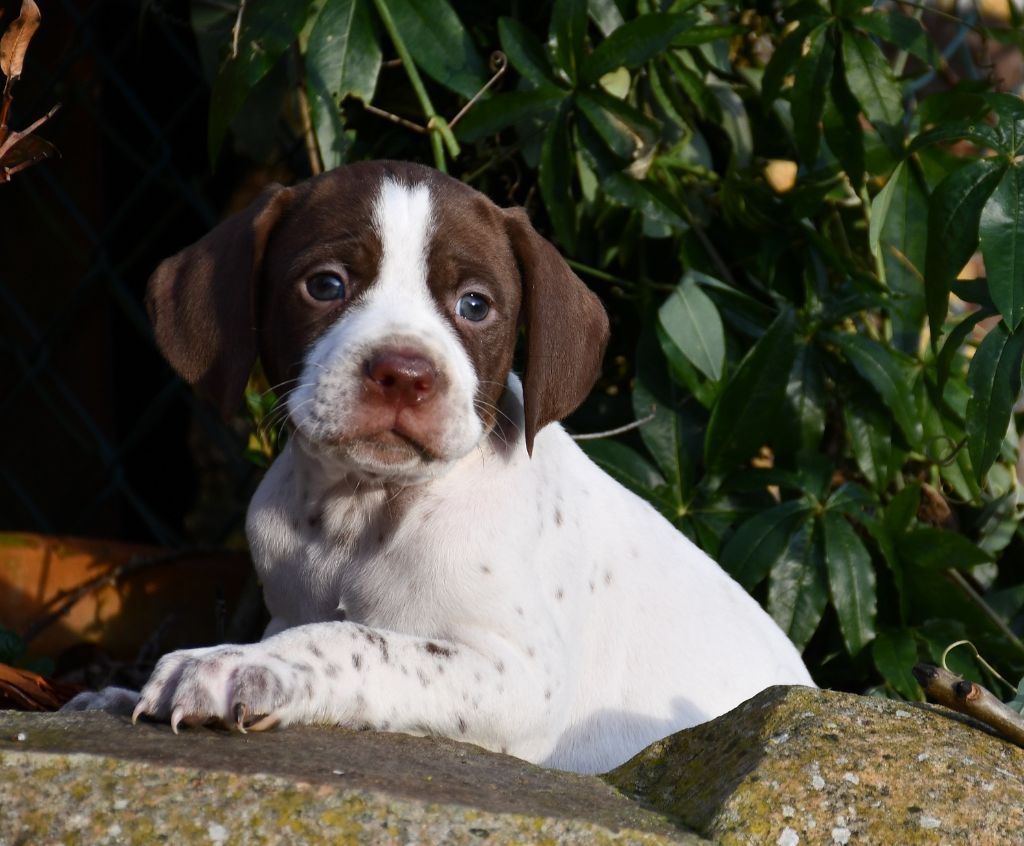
left=1, top=0, right=263, bottom=547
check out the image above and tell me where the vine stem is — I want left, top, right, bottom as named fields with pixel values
left=370, top=0, right=458, bottom=171
left=947, top=569, right=1024, bottom=660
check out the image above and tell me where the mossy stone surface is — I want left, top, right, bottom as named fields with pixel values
left=0, top=710, right=706, bottom=845
left=4, top=686, right=1022, bottom=845
left=606, top=685, right=1024, bottom=845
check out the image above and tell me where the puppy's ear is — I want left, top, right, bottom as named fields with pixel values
left=504, top=208, right=610, bottom=455
left=145, top=184, right=292, bottom=419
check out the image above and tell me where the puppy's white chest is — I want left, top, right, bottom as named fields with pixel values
left=247, top=444, right=452, bottom=631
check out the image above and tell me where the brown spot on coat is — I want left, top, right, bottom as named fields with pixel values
left=424, top=641, right=453, bottom=658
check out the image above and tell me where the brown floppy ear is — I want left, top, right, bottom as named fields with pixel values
left=504, top=207, right=610, bottom=455
left=145, top=184, right=292, bottom=419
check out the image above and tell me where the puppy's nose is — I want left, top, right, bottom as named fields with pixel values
left=364, top=351, right=438, bottom=407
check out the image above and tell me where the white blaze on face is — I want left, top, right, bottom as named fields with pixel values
left=288, top=177, right=483, bottom=476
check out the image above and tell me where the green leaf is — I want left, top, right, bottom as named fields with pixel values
left=306, top=0, right=380, bottom=104
left=385, top=0, right=486, bottom=98
left=826, top=481, right=876, bottom=517
left=708, top=79, right=753, bottom=169
left=454, top=87, right=566, bottom=141
left=671, top=24, right=742, bottom=46
left=984, top=92, right=1024, bottom=155
left=305, top=0, right=379, bottom=169
left=920, top=381, right=981, bottom=502
left=884, top=481, right=921, bottom=535
left=768, top=522, right=829, bottom=651
left=658, top=275, right=726, bottom=381
left=872, top=629, right=922, bottom=700
left=823, top=510, right=877, bottom=656
left=852, top=11, right=937, bottom=67
left=722, top=500, right=812, bottom=590
left=869, top=161, right=904, bottom=260
left=823, top=57, right=864, bottom=190
left=633, top=327, right=705, bottom=503
left=603, top=173, right=687, bottom=234
left=910, top=120, right=1005, bottom=157
left=965, top=320, right=1024, bottom=479
left=925, top=158, right=1007, bottom=343
left=498, top=17, right=562, bottom=89
left=785, top=343, right=827, bottom=453
left=552, top=0, right=588, bottom=85
left=789, top=23, right=833, bottom=164
left=208, top=0, right=311, bottom=163
left=576, top=89, right=656, bottom=160
left=843, top=387, right=896, bottom=491
left=539, top=105, right=576, bottom=253
left=841, top=29, right=904, bottom=148
left=952, top=279, right=996, bottom=309
left=581, top=13, right=690, bottom=84
left=588, top=0, right=624, bottom=36
left=578, top=439, right=672, bottom=510
left=762, top=19, right=821, bottom=104
left=895, top=527, right=993, bottom=570
left=936, top=308, right=992, bottom=389
left=705, top=308, right=798, bottom=471
left=826, top=332, right=923, bottom=449
left=980, top=165, right=1024, bottom=330
left=872, top=160, right=929, bottom=353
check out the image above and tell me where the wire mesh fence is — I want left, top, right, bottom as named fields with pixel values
left=0, top=0, right=260, bottom=547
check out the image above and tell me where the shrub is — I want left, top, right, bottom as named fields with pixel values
left=194, top=0, right=1024, bottom=697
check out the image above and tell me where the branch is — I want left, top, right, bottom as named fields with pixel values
left=369, top=0, right=456, bottom=171
left=913, top=663, right=1024, bottom=747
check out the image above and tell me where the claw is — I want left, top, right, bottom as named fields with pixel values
left=170, top=706, right=185, bottom=735
left=246, top=713, right=280, bottom=732
left=233, top=702, right=249, bottom=734
left=132, top=700, right=146, bottom=726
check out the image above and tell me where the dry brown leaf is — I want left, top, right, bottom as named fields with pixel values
left=0, top=662, right=82, bottom=711
left=0, top=0, right=41, bottom=82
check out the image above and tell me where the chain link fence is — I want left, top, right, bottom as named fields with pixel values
left=0, top=0, right=263, bottom=547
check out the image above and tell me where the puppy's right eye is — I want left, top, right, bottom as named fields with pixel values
left=305, top=272, right=346, bottom=302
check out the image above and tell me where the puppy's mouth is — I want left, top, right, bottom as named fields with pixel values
left=296, top=417, right=445, bottom=480
left=349, top=428, right=439, bottom=464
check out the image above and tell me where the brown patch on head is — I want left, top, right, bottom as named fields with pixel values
left=258, top=162, right=393, bottom=392
left=422, top=177, right=522, bottom=430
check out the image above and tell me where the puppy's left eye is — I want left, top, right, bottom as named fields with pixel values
left=456, top=292, right=490, bottom=322
left=306, top=272, right=346, bottom=302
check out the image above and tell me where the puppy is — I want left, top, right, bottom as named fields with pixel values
left=67, top=161, right=812, bottom=774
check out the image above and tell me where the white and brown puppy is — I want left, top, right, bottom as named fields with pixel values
left=68, top=161, right=812, bottom=774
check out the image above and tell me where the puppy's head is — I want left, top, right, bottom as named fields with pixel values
left=147, top=161, right=608, bottom=481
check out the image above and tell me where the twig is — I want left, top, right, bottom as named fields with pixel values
left=677, top=202, right=738, bottom=288
left=292, top=45, right=322, bottom=175
left=448, top=51, right=508, bottom=130
left=230, top=0, right=246, bottom=60
left=0, top=101, right=57, bottom=160
left=572, top=409, right=658, bottom=441
left=363, top=103, right=428, bottom=135
left=913, top=663, right=1024, bottom=747
left=20, top=548, right=222, bottom=645
left=370, top=0, right=452, bottom=171
left=945, top=569, right=1024, bottom=659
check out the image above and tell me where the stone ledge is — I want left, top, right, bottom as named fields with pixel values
left=0, top=710, right=705, bottom=845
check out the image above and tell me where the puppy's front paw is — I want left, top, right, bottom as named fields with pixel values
left=61, top=686, right=140, bottom=716
left=134, top=646, right=298, bottom=733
